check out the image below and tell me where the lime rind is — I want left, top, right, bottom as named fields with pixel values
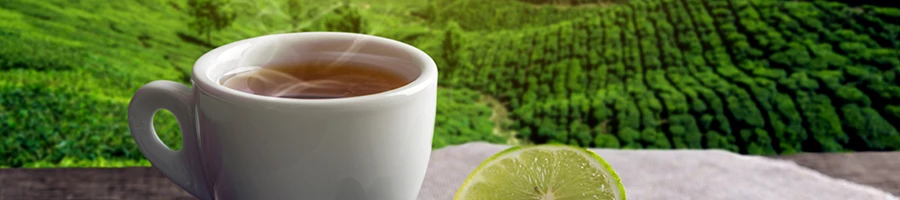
left=454, top=145, right=524, bottom=200
left=454, top=144, right=626, bottom=200
left=579, top=146, right=627, bottom=200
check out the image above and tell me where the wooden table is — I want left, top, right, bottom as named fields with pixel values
left=1, top=152, right=898, bottom=200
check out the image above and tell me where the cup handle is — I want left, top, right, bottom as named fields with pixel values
left=128, top=80, right=211, bottom=199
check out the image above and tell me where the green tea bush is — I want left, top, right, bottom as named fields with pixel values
left=518, top=0, right=627, bottom=5
left=0, top=24, right=85, bottom=71
left=412, top=0, right=595, bottom=31
left=433, top=88, right=507, bottom=149
left=0, top=82, right=181, bottom=167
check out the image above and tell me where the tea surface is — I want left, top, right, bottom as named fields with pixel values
left=220, top=61, right=411, bottom=99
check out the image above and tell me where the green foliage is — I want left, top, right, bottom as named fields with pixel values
left=0, top=30, right=85, bottom=71
left=592, top=133, right=621, bottom=148
left=0, top=0, right=443, bottom=167
left=0, top=0, right=205, bottom=167
left=841, top=104, right=900, bottom=150
left=433, top=0, right=900, bottom=155
left=4, top=0, right=900, bottom=168
left=432, top=88, right=507, bottom=149
left=321, top=2, right=367, bottom=33
left=517, top=0, right=627, bottom=5
left=411, top=0, right=596, bottom=31
left=21, top=157, right=152, bottom=168
left=0, top=82, right=181, bottom=167
left=186, top=0, right=238, bottom=43
left=281, top=0, right=315, bottom=32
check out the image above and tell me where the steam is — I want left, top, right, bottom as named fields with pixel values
left=218, top=34, right=411, bottom=99
left=325, top=35, right=371, bottom=70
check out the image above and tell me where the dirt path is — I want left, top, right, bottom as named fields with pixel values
left=477, top=94, right=523, bottom=145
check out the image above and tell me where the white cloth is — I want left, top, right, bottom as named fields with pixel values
left=417, top=142, right=899, bottom=200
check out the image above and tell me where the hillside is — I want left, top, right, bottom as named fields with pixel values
left=0, top=0, right=488, bottom=167
left=1, top=0, right=899, bottom=167
left=0, top=0, right=203, bottom=167
left=427, top=0, right=900, bottom=155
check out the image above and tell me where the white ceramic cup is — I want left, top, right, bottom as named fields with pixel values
left=127, top=32, right=437, bottom=200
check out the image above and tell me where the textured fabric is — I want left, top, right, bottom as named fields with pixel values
left=416, top=142, right=899, bottom=200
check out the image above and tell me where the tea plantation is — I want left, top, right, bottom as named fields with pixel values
left=428, top=0, right=900, bottom=155
left=1, top=0, right=899, bottom=167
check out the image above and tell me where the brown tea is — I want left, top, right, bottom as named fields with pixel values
left=219, top=61, right=412, bottom=99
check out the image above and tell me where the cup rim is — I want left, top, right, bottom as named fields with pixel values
left=191, top=32, right=437, bottom=108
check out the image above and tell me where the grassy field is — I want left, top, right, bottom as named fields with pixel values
left=1, top=0, right=899, bottom=167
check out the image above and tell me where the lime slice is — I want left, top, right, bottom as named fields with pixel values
left=454, top=145, right=626, bottom=200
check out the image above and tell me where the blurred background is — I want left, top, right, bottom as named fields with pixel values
left=0, top=0, right=898, bottom=168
